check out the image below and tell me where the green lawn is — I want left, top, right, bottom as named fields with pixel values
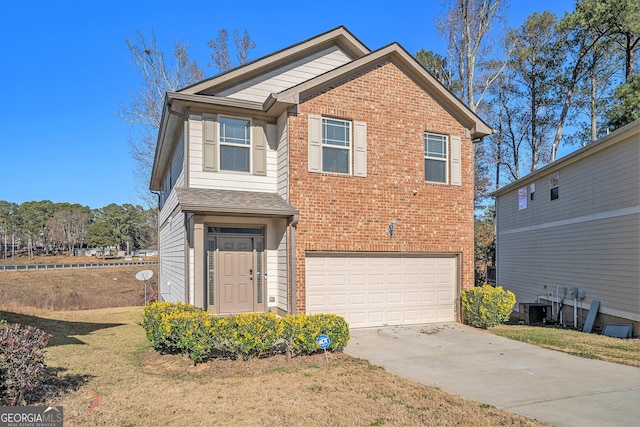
left=490, top=324, right=640, bottom=367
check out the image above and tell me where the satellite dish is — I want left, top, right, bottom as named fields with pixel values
left=135, top=270, right=154, bottom=306
left=135, top=270, right=154, bottom=281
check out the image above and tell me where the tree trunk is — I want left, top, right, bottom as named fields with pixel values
left=625, top=34, right=632, bottom=81
left=590, top=70, right=597, bottom=143
left=551, top=84, right=575, bottom=162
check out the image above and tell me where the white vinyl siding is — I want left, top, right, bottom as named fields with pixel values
left=276, top=112, right=289, bottom=200
left=189, top=113, right=277, bottom=193
left=277, top=232, right=288, bottom=313
left=496, top=133, right=640, bottom=323
left=211, top=46, right=353, bottom=102
left=159, top=210, right=186, bottom=303
left=159, top=135, right=185, bottom=224
left=306, top=254, right=457, bottom=328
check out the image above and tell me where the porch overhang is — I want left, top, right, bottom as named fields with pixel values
left=175, top=187, right=298, bottom=219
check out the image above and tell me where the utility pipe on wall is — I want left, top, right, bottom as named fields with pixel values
left=290, top=214, right=298, bottom=315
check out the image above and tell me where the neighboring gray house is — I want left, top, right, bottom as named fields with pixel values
left=494, top=119, right=640, bottom=335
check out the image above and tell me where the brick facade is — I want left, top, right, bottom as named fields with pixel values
left=288, top=61, right=475, bottom=313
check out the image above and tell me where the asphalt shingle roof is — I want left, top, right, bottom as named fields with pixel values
left=175, top=187, right=297, bottom=217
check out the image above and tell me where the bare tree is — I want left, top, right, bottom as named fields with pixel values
left=438, top=0, right=508, bottom=112
left=120, top=31, right=204, bottom=206
left=47, top=209, right=90, bottom=255
left=486, top=69, right=526, bottom=186
left=234, top=30, right=256, bottom=67
left=207, top=29, right=256, bottom=72
left=122, top=29, right=255, bottom=207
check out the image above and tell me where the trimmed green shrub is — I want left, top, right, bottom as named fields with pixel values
left=461, top=285, right=516, bottom=329
left=280, top=314, right=350, bottom=356
left=226, top=313, right=279, bottom=360
left=141, top=302, right=351, bottom=363
left=0, top=323, right=51, bottom=405
left=142, top=302, right=213, bottom=362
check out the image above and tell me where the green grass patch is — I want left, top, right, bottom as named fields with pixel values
left=490, top=324, right=640, bottom=367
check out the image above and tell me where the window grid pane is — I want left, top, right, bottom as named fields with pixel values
left=322, top=118, right=351, bottom=173
left=220, top=117, right=250, bottom=145
left=425, top=133, right=447, bottom=158
left=424, top=133, right=448, bottom=183
left=322, top=118, right=351, bottom=147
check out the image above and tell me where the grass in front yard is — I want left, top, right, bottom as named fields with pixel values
left=490, top=324, right=640, bottom=367
left=0, top=266, right=155, bottom=310
left=1, top=306, right=546, bottom=427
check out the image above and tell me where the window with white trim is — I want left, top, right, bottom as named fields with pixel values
left=424, top=133, right=448, bottom=183
left=322, top=118, right=351, bottom=174
left=219, top=116, right=251, bottom=172
left=307, top=114, right=366, bottom=177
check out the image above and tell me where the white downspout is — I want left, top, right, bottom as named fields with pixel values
left=290, top=214, right=298, bottom=315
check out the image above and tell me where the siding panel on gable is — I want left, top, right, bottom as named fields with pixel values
left=212, top=46, right=353, bottom=103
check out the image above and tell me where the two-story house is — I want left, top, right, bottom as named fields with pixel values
left=150, top=27, right=491, bottom=328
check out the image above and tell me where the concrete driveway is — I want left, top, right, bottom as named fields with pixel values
left=345, top=323, right=640, bottom=427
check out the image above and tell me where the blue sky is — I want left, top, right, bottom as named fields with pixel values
left=0, top=0, right=575, bottom=209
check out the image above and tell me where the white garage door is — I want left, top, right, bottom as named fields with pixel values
left=305, top=254, right=457, bottom=328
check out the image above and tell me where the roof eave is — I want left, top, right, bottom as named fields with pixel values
left=149, top=96, right=182, bottom=191
left=179, top=26, right=370, bottom=96
left=492, top=118, right=640, bottom=197
left=274, top=43, right=491, bottom=139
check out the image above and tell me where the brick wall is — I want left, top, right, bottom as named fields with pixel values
left=288, top=60, right=475, bottom=313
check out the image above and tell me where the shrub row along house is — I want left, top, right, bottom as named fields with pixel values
left=150, top=27, right=491, bottom=328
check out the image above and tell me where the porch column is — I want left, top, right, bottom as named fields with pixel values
left=193, top=217, right=205, bottom=308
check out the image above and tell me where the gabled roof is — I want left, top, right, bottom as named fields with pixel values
left=493, top=118, right=640, bottom=197
left=150, top=27, right=493, bottom=190
left=267, top=42, right=492, bottom=138
left=178, top=26, right=370, bottom=96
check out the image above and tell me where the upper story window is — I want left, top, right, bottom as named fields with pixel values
left=550, top=172, right=559, bottom=200
left=424, top=133, right=448, bottom=183
left=518, top=186, right=528, bottom=210
left=219, top=116, right=251, bottom=172
left=322, top=118, right=351, bottom=174
left=202, top=113, right=267, bottom=176
left=307, top=114, right=367, bottom=177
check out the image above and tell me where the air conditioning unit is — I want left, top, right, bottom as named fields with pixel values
left=519, top=302, right=551, bottom=325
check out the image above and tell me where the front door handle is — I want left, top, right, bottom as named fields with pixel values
left=249, top=269, right=253, bottom=281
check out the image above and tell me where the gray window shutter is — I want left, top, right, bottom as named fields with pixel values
left=308, top=114, right=322, bottom=173
left=450, top=135, right=462, bottom=186
left=353, top=121, right=367, bottom=177
left=252, top=120, right=267, bottom=176
left=203, top=113, right=218, bottom=171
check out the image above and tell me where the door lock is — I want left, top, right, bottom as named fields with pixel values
left=249, top=269, right=253, bottom=281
